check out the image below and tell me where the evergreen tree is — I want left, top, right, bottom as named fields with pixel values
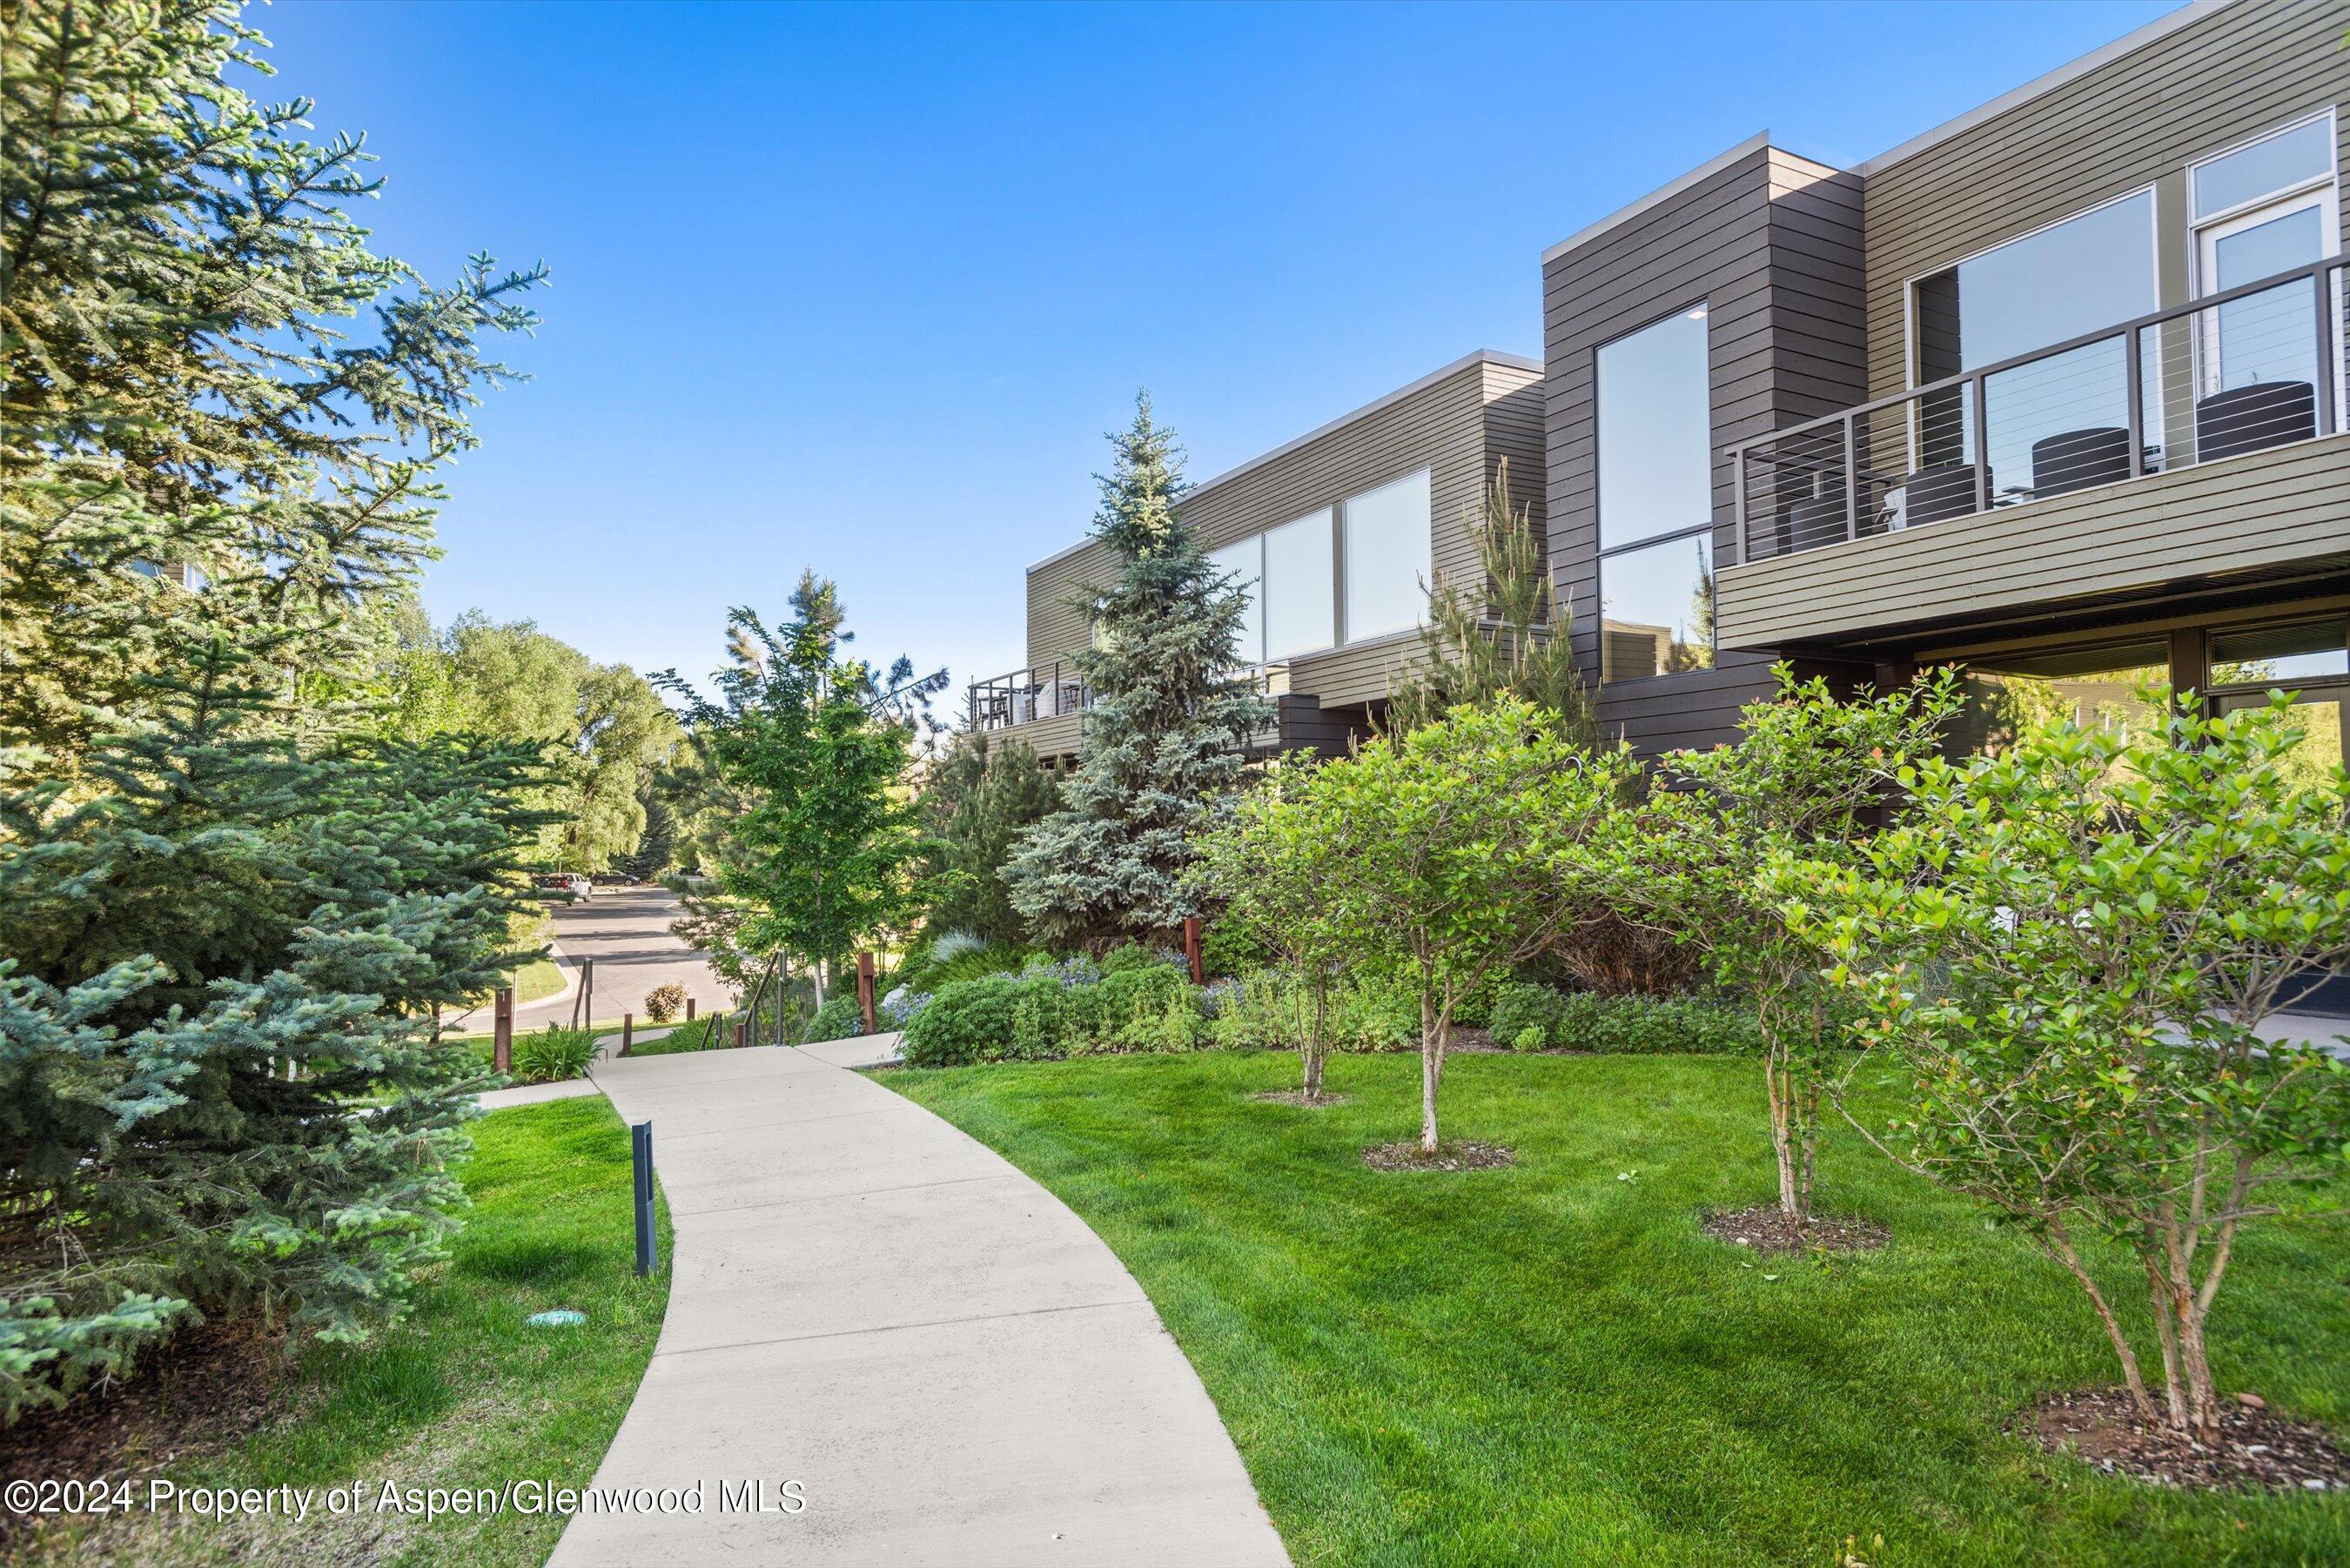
left=657, top=573, right=945, bottom=1002
left=1002, top=394, right=1273, bottom=950
left=1, top=1, right=547, bottom=772
left=919, top=734, right=1061, bottom=948
left=1384, top=459, right=1595, bottom=744
left=0, top=636, right=552, bottom=1417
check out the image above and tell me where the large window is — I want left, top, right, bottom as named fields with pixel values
left=1950, top=640, right=2169, bottom=761
left=1341, top=468, right=1430, bottom=643
left=1910, top=191, right=2159, bottom=497
left=2209, top=616, right=2350, bottom=799
left=1208, top=537, right=1265, bottom=666
left=1261, top=508, right=1334, bottom=661
left=1597, top=307, right=1711, bottom=550
left=1596, top=305, right=1714, bottom=682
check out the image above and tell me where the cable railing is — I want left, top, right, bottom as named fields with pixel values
left=965, top=660, right=1292, bottom=736
left=967, top=658, right=1091, bottom=734
left=1729, top=256, right=2347, bottom=565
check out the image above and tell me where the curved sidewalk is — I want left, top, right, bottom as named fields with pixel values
left=550, top=1043, right=1289, bottom=1566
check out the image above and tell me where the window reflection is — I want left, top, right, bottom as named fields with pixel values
left=1597, top=307, right=1711, bottom=550
left=1950, top=641, right=2169, bottom=760
left=1261, top=509, right=1333, bottom=661
left=1600, top=533, right=1713, bottom=682
left=1208, top=537, right=1265, bottom=667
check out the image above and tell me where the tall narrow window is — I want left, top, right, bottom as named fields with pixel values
left=1208, top=537, right=1265, bottom=667
left=1341, top=468, right=1430, bottom=644
left=1596, top=305, right=1714, bottom=682
left=1261, top=508, right=1334, bottom=661
left=1597, top=307, right=1711, bottom=549
left=2191, top=112, right=2340, bottom=429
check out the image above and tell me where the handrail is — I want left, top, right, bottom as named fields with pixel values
left=1728, top=254, right=2345, bottom=566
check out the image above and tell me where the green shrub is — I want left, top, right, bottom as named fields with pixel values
left=900, top=942, right=1035, bottom=995
left=802, top=994, right=867, bottom=1043
left=1198, top=918, right=1264, bottom=980
left=1098, top=942, right=1181, bottom=976
left=1489, top=983, right=1765, bottom=1055
left=643, top=982, right=687, bottom=1023
left=903, top=974, right=1071, bottom=1067
left=513, top=1025, right=601, bottom=1083
left=899, top=961, right=1212, bottom=1068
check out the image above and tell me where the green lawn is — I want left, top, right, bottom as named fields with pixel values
left=888, top=1050, right=2350, bottom=1567
left=57, top=1096, right=671, bottom=1566
left=512, top=956, right=567, bottom=1004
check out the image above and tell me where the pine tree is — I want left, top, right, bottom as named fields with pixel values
left=1, top=1, right=547, bottom=771
left=919, top=734, right=1062, bottom=948
left=0, top=635, right=554, bottom=1418
left=657, top=573, right=945, bottom=1002
left=1002, top=394, right=1273, bottom=950
left=1384, top=459, right=1595, bottom=743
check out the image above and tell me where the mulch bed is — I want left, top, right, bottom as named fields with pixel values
left=0, top=1317, right=293, bottom=1524
left=1362, top=1140, right=1516, bottom=1173
left=1702, top=1204, right=1890, bottom=1256
left=1440, top=1028, right=1503, bottom=1055
left=2018, top=1387, right=2350, bottom=1492
left=1250, top=1089, right=1353, bottom=1107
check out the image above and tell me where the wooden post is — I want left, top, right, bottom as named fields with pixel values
left=1182, top=916, right=1204, bottom=985
left=856, top=952, right=877, bottom=1035
left=620, top=1012, right=634, bottom=1056
left=493, top=987, right=514, bottom=1075
left=582, top=957, right=594, bottom=1033
left=734, top=1018, right=748, bottom=1049
left=686, top=995, right=696, bottom=1022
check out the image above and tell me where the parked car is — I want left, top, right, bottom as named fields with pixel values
left=535, top=873, right=592, bottom=900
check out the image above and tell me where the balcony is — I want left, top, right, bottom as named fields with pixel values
left=1720, top=258, right=2350, bottom=649
left=968, top=658, right=1091, bottom=734
left=965, top=660, right=1306, bottom=759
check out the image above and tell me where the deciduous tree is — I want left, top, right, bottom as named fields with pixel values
left=1769, top=689, right=2350, bottom=1439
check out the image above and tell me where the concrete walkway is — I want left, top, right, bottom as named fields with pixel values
left=549, top=1044, right=1289, bottom=1567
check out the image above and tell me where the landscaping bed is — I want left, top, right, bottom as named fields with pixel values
left=17, top=1097, right=670, bottom=1566
left=888, top=1049, right=2350, bottom=1565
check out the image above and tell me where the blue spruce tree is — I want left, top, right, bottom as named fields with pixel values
left=1004, top=395, right=1273, bottom=950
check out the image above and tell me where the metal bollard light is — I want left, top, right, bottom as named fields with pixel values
left=631, top=1120, right=657, bottom=1277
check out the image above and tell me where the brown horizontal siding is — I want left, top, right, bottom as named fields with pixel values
left=1019, top=357, right=1541, bottom=701
left=1025, top=543, right=1111, bottom=667
left=1862, top=0, right=2350, bottom=405
left=1716, top=434, right=2350, bottom=647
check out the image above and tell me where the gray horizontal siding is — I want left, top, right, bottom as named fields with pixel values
left=1861, top=0, right=2350, bottom=405
left=1716, top=434, right=2350, bottom=647
left=1543, top=145, right=1868, bottom=754
left=977, top=709, right=1084, bottom=764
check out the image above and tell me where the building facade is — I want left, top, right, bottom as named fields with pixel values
left=972, top=0, right=2349, bottom=786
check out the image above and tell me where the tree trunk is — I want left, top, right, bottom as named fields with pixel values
left=2162, top=1229, right=2222, bottom=1439
left=1420, top=988, right=1442, bottom=1153
left=2144, top=1252, right=2189, bottom=1433
left=1767, top=1044, right=1802, bottom=1220
left=1304, top=982, right=1327, bottom=1100
left=2044, top=1221, right=2156, bottom=1424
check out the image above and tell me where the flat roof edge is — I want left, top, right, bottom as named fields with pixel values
left=1541, top=131, right=1774, bottom=265
left=1856, top=0, right=2232, bottom=176
left=1026, top=349, right=1539, bottom=576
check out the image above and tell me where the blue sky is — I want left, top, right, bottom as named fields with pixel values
left=258, top=0, right=2180, bottom=706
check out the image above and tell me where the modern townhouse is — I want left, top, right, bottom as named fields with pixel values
left=968, top=349, right=1544, bottom=763
left=972, top=0, right=2349, bottom=827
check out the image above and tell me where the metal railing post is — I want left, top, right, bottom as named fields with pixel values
left=1731, top=446, right=1748, bottom=566
left=2124, top=324, right=2145, bottom=479
left=2315, top=265, right=2338, bottom=438
left=1969, top=375, right=1990, bottom=513
left=1842, top=414, right=1860, bottom=541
